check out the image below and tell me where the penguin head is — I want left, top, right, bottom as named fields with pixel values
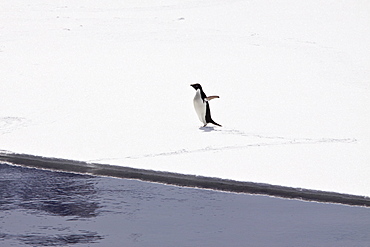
left=190, top=83, right=202, bottom=90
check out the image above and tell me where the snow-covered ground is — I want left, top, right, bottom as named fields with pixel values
left=1, top=1, right=370, bottom=196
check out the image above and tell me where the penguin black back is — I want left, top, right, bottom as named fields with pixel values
left=205, top=101, right=221, bottom=127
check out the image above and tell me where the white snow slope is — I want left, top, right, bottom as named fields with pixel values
left=1, top=0, right=370, bottom=196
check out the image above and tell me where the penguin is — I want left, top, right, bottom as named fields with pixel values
left=190, top=83, right=222, bottom=127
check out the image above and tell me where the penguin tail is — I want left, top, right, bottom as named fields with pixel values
left=210, top=120, right=222, bottom=127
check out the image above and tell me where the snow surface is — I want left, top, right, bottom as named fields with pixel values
left=1, top=0, right=370, bottom=196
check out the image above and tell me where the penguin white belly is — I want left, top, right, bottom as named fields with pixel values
left=193, top=90, right=207, bottom=125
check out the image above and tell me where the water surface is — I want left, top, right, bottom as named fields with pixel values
left=1, top=163, right=369, bottom=246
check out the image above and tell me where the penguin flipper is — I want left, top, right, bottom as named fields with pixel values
left=205, top=96, right=220, bottom=101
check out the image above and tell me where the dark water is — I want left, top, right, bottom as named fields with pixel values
left=1, top=163, right=370, bottom=247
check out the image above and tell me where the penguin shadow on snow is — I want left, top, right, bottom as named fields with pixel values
left=199, top=126, right=216, bottom=132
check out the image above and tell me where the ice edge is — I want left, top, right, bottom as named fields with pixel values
left=1, top=151, right=369, bottom=207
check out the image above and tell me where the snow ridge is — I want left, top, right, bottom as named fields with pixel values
left=0, top=117, right=29, bottom=135
left=90, top=127, right=356, bottom=162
